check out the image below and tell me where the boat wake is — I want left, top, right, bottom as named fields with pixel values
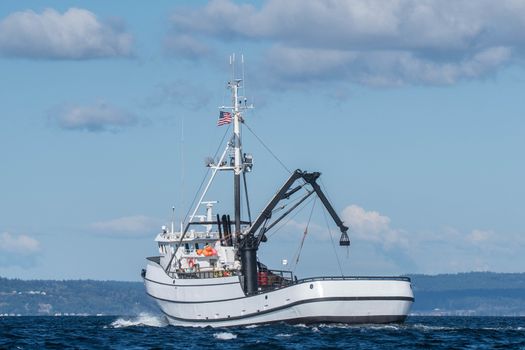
left=213, top=332, right=237, bottom=340
left=109, top=313, right=168, bottom=328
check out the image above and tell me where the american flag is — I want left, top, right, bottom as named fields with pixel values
left=217, top=111, right=232, bottom=126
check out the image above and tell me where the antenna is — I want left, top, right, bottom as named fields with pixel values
left=171, top=206, right=175, bottom=234
left=241, top=54, right=246, bottom=103
left=231, top=53, right=236, bottom=83
left=180, top=117, right=185, bottom=227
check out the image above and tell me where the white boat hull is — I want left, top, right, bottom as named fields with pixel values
left=144, top=257, right=414, bottom=327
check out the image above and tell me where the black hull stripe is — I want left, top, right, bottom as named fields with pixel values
left=149, top=293, right=414, bottom=323
left=170, top=314, right=408, bottom=326
left=143, top=276, right=241, bottom=288
left=147, top=290, right=414, bottom=305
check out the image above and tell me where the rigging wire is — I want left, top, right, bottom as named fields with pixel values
left=267, top=195, right=316, bottom=239
left=322, top=206, right=345, bottom=277
left=179, top=116, right=185, bottom=225
left=182, top=124, right=232, bottom=225
left=244, top=122, right=291, bottom=174
left=292, top=197, right=317, bottom=272
left=271, top=188, right=307, bottom=214
left=319, top=176, right=350, bottom=255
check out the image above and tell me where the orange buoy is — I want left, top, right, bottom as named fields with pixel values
left=196, top=249, right=203, bottom=255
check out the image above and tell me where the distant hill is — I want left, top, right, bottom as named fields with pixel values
left=1, top=272, right=525, bottom=316
left=409, top=272, right=525, bottom=316
left=0, top=278, right=157, bottom=316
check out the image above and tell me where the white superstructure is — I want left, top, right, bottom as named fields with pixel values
left=142, top=57, right=414, bottom=327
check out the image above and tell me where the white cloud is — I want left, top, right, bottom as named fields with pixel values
left=0, top=232, right=40, bottom=268
left=467, top=229, right=492, bottom=243
left=341, top=204, right=410, bottom=248
left=91, top=215, right=160, bottom=237
left=259, top=202, right=524, bottom=274
left=50, top=101, right=138, bottom=132
left=341, top=204, right=391, bottom=235
left=266, top=45, right=512, bottom=86
left=337, top=204, right=525, bottom=273
left=0, top=232, right=40, bottom=255
left=167, top=0, right=525, bottom=85
left=0, top=8, right=133, bottom=59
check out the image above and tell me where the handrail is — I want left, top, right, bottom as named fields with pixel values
left=147, top=255, right=411, bottom=284
left=177, top=271, right=241, bottom=279
left=253, top=275, right=411, bottom=295
left=297, top=276, right=411, bottom=283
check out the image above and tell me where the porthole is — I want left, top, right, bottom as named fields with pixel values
left=310, top=284, right=314, bottom=289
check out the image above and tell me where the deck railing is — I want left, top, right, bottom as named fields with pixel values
left=298, top=276, right=411, bottom=283
left=146, top=256, right=411, bottom=284
left=176, top=270, right=240, bottom=279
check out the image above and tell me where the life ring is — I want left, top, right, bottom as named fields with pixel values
left=188, top=258, right=195, bottom=268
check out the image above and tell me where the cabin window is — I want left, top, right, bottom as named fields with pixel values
left=184, top=243, right=190, bottom=253
left=195, top=243, right=200, bottom=250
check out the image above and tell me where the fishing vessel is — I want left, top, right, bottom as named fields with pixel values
left=142, top=58, right=414, bottom=327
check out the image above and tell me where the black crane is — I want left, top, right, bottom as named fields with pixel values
left=238, top=169, right=350, bottom=295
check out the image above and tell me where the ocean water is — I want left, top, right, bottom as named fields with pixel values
left=1, top=315, right=524, bottom=349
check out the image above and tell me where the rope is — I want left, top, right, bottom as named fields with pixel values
left=267, top=195, right=316, bottom=239
left=322, top=206, right=344, bottom=277
left=244, top=122, right=291, bottom=174
left=320, top=177, right=337, bottom=210
left=292, top=198, right=317, bottom=271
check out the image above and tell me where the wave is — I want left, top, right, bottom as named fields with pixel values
left=480, top=326, right=525, bottom=331
left=109, top=313, right=168, bottom=328
left=411, top=324, right=454, bottom=331
left=412, top=324, right=525, bottom=332
left=213, top=332, right=237, bottom=340
left=292, top=323, right=309, bottom=328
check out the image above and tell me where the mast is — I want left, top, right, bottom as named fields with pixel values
left=229, top=55, right=257, bottom=295
left=232, top=79, right=242, bottom=244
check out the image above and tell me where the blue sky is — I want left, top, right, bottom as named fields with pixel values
left=1, top=0, right=524, bottom=281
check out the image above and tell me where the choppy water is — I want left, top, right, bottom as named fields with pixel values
left=1, top=315, right=524, bottom=349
